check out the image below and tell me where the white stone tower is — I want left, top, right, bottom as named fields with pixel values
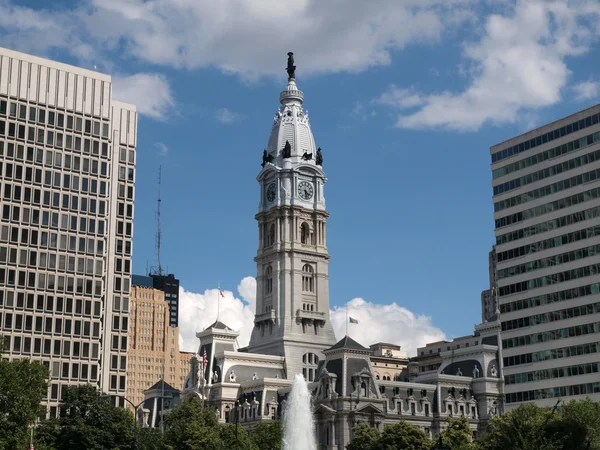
left=247, top=53, right=336, bottom=380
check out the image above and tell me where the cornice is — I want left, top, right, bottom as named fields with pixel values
left=220, top=350, right=285, bottom=365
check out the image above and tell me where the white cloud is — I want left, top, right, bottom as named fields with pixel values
left=112, top=73, right=175, bottom=120
left=178, top=277, right=257, bottom=352
left=351, top=102, right=376, bottom=121
left=572, top=80, right=600, bottom=101
left=214, top=108, right=239, bottom=124
left=379, top=1, right=600, bottom=131
left=375, top=85, right=425, bottom=110
left=0, top=0, right=476, bottom=80
left=330, top=298, right=446, bottom=356
left=178, top=278, right=445, bottom=357
left=154, top=142, right=169, bottom=156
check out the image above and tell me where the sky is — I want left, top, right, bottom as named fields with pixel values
left=2, top=0, right=600, bottom=355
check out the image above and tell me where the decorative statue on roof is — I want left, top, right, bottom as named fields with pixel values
left=302, top=151, right=312, bottom=161
left=286, top=52, right=296, bottom=79
left=316, top=147, right=323, bottom=166
left=261, top=149, right=274, bottom=167
left=282, top=140, right=292, bottom=158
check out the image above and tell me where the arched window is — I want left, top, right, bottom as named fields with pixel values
left=264, top=266, right=273, bottom=294
left=302, top=264, right=314, bottom=292
left=302, top=352, right=319, bottom=382
left=265, top=223, right=275, bottom=247
left=300, top=222, right=310, bottom=244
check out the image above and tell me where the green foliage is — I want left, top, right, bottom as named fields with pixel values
left=475, top=402, right=559, bottom=450
left=0, top=353, right=49, bottom=450
left=251, top=421, right=283, bottom=450
left=137, top=427, right=169, bottom=450
left=37, top=384, right=134, bottom=450
left=163, top=396, right=222, bottom=450
left=439, top=417, right=475, bottom=450
left=379, top=421, right=431, bottom=450
left=220, top=423, right=256, bottom=450
left=346, top=423, right=381, bottom=450
left=558, top=398, right=600, bottom=450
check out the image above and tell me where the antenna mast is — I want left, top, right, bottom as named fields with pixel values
left=150, top=166, right=163, bottom=276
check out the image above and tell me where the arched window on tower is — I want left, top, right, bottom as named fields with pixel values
left=300, top=222, right=310, bottom=244
left=265, top=223, right=275, bottom=247
left=302, top=264, right=314, bottom=293
left=265, top=265, right=273, bottom=295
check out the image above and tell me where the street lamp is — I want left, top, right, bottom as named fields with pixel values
left=100, top=394, right=146, bottom=450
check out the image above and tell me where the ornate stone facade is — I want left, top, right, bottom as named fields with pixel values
left=182, top=57, right=504, bottom=448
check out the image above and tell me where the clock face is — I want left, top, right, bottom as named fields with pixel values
left=266, top=183, right=276, bottom=202
left=298, top=181, right=314, bottom=200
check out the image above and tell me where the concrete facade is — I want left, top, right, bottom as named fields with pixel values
left=0, top=47, right=136, bottom=415
left=491, top=105, right=600, bottom=408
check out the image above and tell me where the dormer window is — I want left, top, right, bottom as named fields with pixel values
left=302, top=264, right=314, bottom=292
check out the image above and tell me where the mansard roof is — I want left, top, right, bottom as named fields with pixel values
left=328, top=335, right=369, bottom=351
left=206, top=320, right=232, bottom=330
left=145, top=379, right=179, bottom=394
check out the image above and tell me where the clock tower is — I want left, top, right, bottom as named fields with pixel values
left=247, top=53, right=336, bottom=380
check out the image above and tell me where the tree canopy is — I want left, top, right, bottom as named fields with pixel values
left=0, top=345, right=48, bottom=450
left=37, top=384, right=135, bottom=450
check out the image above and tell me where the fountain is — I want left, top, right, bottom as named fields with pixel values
left=282, top=374, right=317, bottom=450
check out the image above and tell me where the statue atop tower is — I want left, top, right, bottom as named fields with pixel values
left=286, top=52, right=296, bottom=80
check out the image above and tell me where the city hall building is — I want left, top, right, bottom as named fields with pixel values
left=181, top=55, right=505, bottom=449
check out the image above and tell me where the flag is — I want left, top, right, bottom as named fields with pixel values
left=349, top=317, right=359, bottom=324
left=202, top=349, right=208, bottom=369
left=219, top=289, right=224, bottom=298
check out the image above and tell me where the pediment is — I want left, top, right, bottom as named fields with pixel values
left=354, top=403, right=384, bottom=415
left=314, top=403, right=336, bottom=414
left=257, top=164, right=281, bottom=181
left=295, top=164, right=325, bottom=178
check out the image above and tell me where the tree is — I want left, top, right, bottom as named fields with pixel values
left=0, top=348, right=49, bottom=450
left=38, top=384, right=134, bottom=450
left=378, top=421, right=432, bottom=450
left=163, top=396, right=222, bottom=450
left=251, top=421, right=283, bottom=450
left=220, top=423, right=256, bottom=450
left=438, top=417, right=475, bottom=450
left=137, top=427, right=169, bottom=450
left=475, top=402, right=562, bottom=450
left=346, top=424, right=381, bottom=450
left=558, top=398, right=600, bottom=450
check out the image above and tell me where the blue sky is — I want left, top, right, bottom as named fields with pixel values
left=2, top=0, right=600, bottom=353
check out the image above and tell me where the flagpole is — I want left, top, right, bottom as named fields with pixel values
left=217, top=281, right=220, bottom=323
left=345, top=303, right=348, bottom=337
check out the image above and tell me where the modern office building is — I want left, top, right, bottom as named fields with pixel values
left=126, top=283, right=191, bottom=408
left=132, top=273, right=180, bottom=327
left=0, top=47, right=137, bottom=415
left=151, top=273, right=180, bottom=327
left=490, top=105, right=600, bottom=408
